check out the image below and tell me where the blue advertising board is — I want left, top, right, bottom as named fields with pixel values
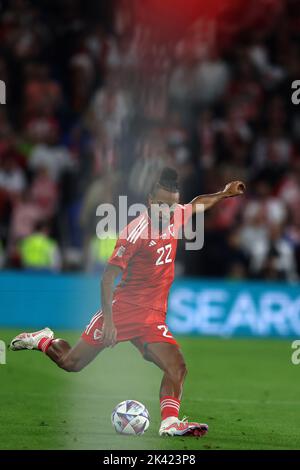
left=0, top=271, right=100, bottom=330
left=0, top=271, right=300, bottom=338
left=168, top=279, right=300, bottom=338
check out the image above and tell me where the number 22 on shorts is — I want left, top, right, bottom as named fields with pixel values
left=157, top=325, right=173, bottom=338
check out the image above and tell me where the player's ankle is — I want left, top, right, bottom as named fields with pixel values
left=160, top=396, right=180, bottom=421
left=38, top=337, right=54, bottom=353
left=161, top=415, right=178, bottom=424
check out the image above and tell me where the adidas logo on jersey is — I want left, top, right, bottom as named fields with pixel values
left=149, top=240, right=157, bottom=246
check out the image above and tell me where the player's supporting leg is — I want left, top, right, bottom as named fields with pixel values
left=144, top=342, right=208, bottom=437
left=146, top=342, right=187, bottom=397
left=10, top=328, right=103, bottom=372
left=144, top=342, right=187, bottom=415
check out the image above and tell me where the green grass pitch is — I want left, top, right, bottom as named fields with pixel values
left=0, top=329, right=300, bottom=450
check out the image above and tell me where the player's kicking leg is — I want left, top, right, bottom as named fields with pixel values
left=144, top=342, right=208, bottom=437
left=10, top=325, right=104, bottom=372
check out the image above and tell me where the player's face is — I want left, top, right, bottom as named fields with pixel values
left=149, top=188, right=180, bottom=228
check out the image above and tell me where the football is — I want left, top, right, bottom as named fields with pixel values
left=111, top=400, right=150, bottom=435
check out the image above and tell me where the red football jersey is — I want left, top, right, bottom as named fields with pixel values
left=108, top=204, right=191, bottom=313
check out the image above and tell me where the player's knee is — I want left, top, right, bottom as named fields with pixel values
left=58, top=356, right=84, bottom=372
left=168, top=360, right=187, bottom=384
left=178, top=361, right=188, bottom=382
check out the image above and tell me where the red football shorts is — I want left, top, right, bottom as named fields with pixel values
left=81, top=300, right=179, bottom=356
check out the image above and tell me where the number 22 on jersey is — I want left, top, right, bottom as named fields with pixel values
left=155, top=244, right=173, bottom=265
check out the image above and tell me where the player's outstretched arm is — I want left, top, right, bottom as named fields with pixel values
left=101, top=264, right=122, bottom=347
left=189, top=180, right=246, bottom=214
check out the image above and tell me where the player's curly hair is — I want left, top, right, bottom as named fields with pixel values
left=152, top=167, right=179, bottom=194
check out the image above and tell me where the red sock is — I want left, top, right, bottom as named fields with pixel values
left=38, top=337, right=54, bottom=353
left=160, top=396, right=180, bottom=420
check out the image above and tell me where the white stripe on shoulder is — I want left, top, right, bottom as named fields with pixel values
left=132, top=219, right=148, bottom=244
left=127, top=217, right=146, bottom=243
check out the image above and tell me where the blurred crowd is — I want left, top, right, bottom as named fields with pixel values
left=0, top=0, right=300, bottom=282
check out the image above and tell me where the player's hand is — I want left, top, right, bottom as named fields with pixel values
left=102, top=317, right=117, bottom=348
left=223, top=181, right=246, bottom=198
